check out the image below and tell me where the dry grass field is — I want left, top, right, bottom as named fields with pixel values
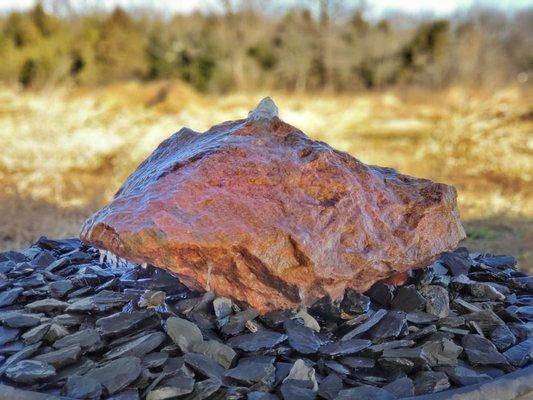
left=0, top=82, right=531, bottom=271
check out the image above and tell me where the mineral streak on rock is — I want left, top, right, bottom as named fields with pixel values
left=80, top=97, right=466, bottom=313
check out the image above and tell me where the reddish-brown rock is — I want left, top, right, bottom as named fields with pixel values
left=80, top=98, right=465, bottom=314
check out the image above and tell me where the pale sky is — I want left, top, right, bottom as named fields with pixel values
left=0, top=0, right=531, bottom=17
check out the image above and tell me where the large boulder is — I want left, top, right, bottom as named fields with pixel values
left=80, top=98, right=465, bottom=313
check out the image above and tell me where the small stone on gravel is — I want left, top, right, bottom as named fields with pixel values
left=66, top=290, right=133, bottom=312
left=53, top=328, right=103, bottom=353
left=49, top=280, right=74, bottom=298
left=142, top=352, right=169, bottom=369
left=413, top=370, right=450, bottom=395
left=280, top=379, right=317, bottom=400
left=369, top=310, right=407, bottom=343
left=104, top=331, right=166, bottom=360
left=440, top=251, right=471, bottom=276
left=146, top=375, right=195, bottom=400
left=440, top=365, right=492, bottom=386
left=227, top=330, right=287, bottom=352
left=0, top=287, right=23, bottom=307
left=190, top=339, right=237, bottom=369
left=462, top=334, right=510, bottom=368
left=0, top=326, right=19, bottom=346
left=213, top=297, right=233, bottom=319
left=490, top=325, right=516, bottom=351
left=34, top=344, right=82, bottom=368
left=220, top=308, right=259, bottom=336
left=406, top=311, right=438, bottom=324
left=391, top=286, right=426, bottom=312
left=64, top=375, right=102, bottom=400
left=25, top=298, right=70, bottom=313
left=165, top=316, right=203, bottom=352
left=84, top=356, right=142, bottom=395
left=248, top=391, right=279, bottom=400
left=5, top=359, right=56, bottom=383
left=470, top=282, right=506, bottom=301
left=365, top=283, right=394, bottom=307
left=341, top=309, right=387, bottom=340
left=284, top=319, right=322, bottom=354
left=21, top=323, right=50, bottom=345
left=503, top=337, right=533, bottom=367
left=183, top=352, right=225, bottom=380
left=341, top=289, right=370, bottom=315
left=225, top=357, right=276, bottom=387
left=419, top=285, right=450, bottom=317
left=318, top=373, right=343, bottom=400
left=383, top=377, right=414, bottom=398
left=336, top=384, right=396, bottom=400
left=319, top=339, right=371, bottom=357
left=193, top=377, right=222, bottom=399
left=0, top=311, right=41, bottom=328
left=96, top=311, right=154, bottom=338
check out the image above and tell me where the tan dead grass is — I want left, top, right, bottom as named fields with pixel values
left=0, top=82, right=531, bottom=270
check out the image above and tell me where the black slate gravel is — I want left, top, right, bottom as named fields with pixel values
left=0, top=237, right=531, bottom=399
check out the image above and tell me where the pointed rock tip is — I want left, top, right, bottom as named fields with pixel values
left=248, top=97, right=279, bottom=121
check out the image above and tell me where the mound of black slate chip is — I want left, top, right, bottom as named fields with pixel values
left=0, top=237, right=532, bottom=399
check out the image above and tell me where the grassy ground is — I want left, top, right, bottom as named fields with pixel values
left=0, top=81, right=531, bottom=271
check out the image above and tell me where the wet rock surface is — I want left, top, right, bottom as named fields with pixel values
left=80, top=98, right=465, bottom=314
left=0, top=238, right=531, bottom=399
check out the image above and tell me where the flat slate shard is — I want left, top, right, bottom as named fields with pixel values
left=190, top=339, right=237, bottom=369
left=53, top=329, right=103, bottom=353
left=104, top=331, right=166, bottom=360
left=0, top=287, right=23, bottom=307
left=5, top=359, right=56, bottom=383
left=383, top=377, right=414, bottom=398
left=406, top=311, right=438, bottom=325
left=280, top=379, right=317, bottom=400
left=284, top=319, right=322, bottom=354
left=391, top=286, right=426, bottom=312
left=66, top=290, right=133, bottom=312
left=413, top=371, right=450, bottom=395
left=227, top=330, right=287, bottom=352
left=183, top=352, right=225, bottom=380
left=80, top=98, right=465, bottom=313
left=146, top=375, right=195, bottom=400
left=365, top=283, right=394, bottom=307
left=96, top=311, right=154, bottom=338
left=491, top=325, right=516, bottom=351
left=440, top=365, right=492, bottom=386
left=165, top=316, right=203, bottom=352
left=368, top=310, right=407, bottom=343
left=64, top=375, right=102, bottom=400
left=336, top=384, right=396, bottom=400
left=25, top=298, right=70, bottom=313
left=341, top=309, right=387, bottom=341
left=225, top=358, right=276, bottom=386
left=319, top=339, right=371, bottom=357
left=0, top=326, right=19, bottom=346
left=440, top=249, right=471, bottom=276
left=503, top=337, right=533, bottom=367
left=419, top=285, right=449, bottom=317
left=34, top=344, right=82, bottom=368
left=0, top=311, right=41, bottom=328
left=193, top=377, right=222, bottom=399
left=318, top=373, right=343, bottom=400
left=462, top=334, right=510, bottom=368
left=340, top=289, right=370, bottom=315
left=84, top=356, right=142, bottom=395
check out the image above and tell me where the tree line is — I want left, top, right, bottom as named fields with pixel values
left=0, top=2, right=531, bottom=92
